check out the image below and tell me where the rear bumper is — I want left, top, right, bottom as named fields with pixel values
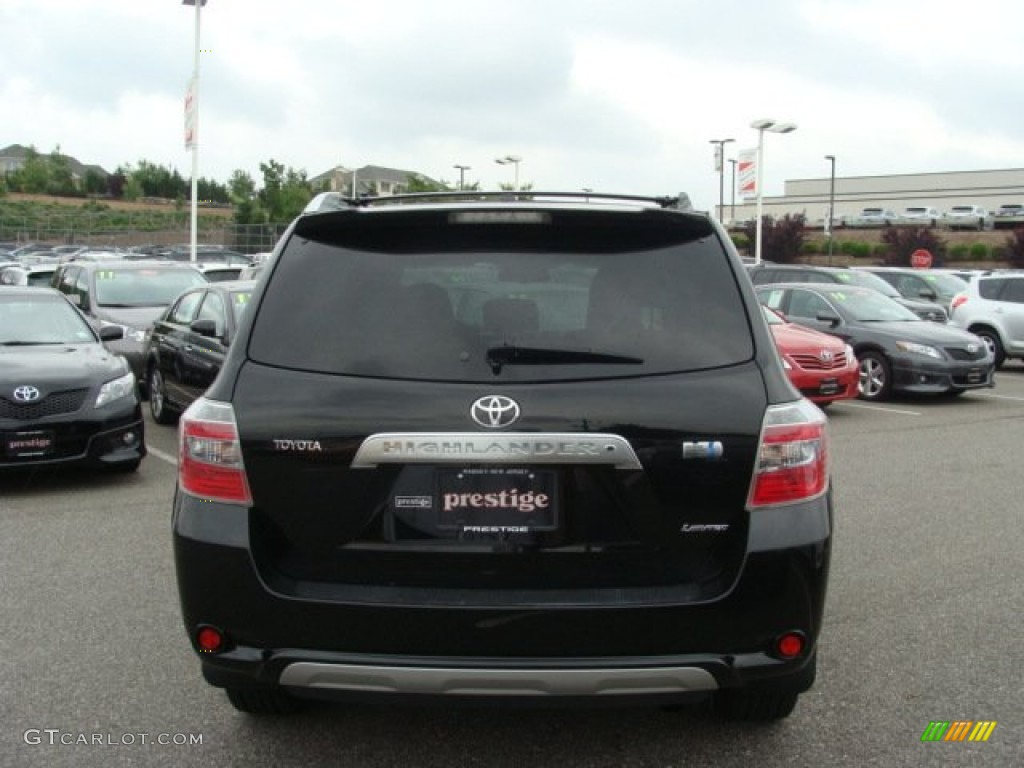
left=173, top=488, right=832, bottom=702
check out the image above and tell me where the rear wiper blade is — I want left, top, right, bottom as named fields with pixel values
left=485, top=345, right=643, bottom=374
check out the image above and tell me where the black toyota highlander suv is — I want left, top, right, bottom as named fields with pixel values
left=173, top=191, right=833, bottom=721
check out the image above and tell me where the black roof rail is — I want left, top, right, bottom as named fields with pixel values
left=302, top=190, right=694, bottom=213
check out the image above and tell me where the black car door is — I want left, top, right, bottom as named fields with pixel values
left=157, top=290, right=204, bottom=408
left=180, top=290, right=229, bottom=403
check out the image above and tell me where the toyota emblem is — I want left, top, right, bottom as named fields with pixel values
left=13, top=385, right=41, bottom=402
left=818, top=350, right=834, bottom=363
left=470, top=395, right=521, bottom=429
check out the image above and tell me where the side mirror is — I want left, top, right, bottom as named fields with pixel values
left=98, top=325, right=124, bottom=341
left=190, top=318, right=220, bottom=338
left=816, top=312, right=841, bottom=328
left=919, top=289, right=937, bottom=301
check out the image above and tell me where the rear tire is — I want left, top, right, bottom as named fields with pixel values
left=714, top=689, right=799, bottom=721
left=225, top=687, right=302, bottom=715
left=858, top=350, right=892, bottom=401
left=148, top=367, right=178, bottom=425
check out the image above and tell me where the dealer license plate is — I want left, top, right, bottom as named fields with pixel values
left=818, top=378, right=840, bottom=396
left=4, top=430, right=55, bottom=458
left=436, top=467, right=559, bottom=533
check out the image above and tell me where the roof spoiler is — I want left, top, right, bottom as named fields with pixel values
left=302, top=191, right=694, bottom=213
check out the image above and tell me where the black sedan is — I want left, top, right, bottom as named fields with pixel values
left=143, top=280, right=255, bottom=424
left=756, top=283, right=995, bottom=401
left=0, top=287, right=145, bottom=472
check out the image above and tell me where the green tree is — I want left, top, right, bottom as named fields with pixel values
left=228, top=169, right=263, bottom=225
left=9, top=146, right=51, bottom=193
left=123, top=175, right=144, bottom=202
left=405, top=174, right=452, bottom=193
left=498, top=182, right=534, bottom=192
left=46, top=147, right=76, bottom=196
left=83, top=169, right=107, bottom=196
left=197, top=176, right=229, bottom=204
left=257, top=159, right=312, bottom=221
left=129, top=160, right=187, bottom=199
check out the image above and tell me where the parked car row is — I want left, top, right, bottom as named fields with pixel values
left=757, top=282, right=994, bottom=401
left=749, top=264, right=1005, bottom=401
left=748, top=263, right=949, bottom=322
left=840, top=204, right=1003, bottom=230
left=0, top=250, right=265, bottom=474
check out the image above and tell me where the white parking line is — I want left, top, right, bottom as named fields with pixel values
left=831, top=401, right=922, bottom=416
left=973, top=392, right=1024, bottom=402
left=146, top=445, right=178, bottom=466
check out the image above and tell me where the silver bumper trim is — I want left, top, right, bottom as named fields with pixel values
left=278, top=662, right=718, bottom=696
left=351, top=432, right=642, bottom=470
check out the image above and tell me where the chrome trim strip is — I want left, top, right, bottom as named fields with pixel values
left=351, top=432, right=642, bottom=470
left=279, top=662, right=718, bottom=696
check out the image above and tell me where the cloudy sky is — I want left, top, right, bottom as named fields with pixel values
left=2, top=0, right=1022, bottom=210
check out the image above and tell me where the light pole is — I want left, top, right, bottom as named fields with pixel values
left=709, top=138, right=735, bottom=221
left=495, top=155, right=522, bottom=191
left=751, top=118, right=797, bottom=264
left=825, top=155, right=836, bottom=265
left=453, top=164, right=470, bottom=191
left=728, top=158, right=738, bottom=224
left=182, top=0, right=208, bottom=264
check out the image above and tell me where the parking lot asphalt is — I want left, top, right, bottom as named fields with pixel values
left=2, top=365, right=1022, bottom=767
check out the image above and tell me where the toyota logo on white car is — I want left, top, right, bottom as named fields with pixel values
left=470, top=395, right=521, bottom=429
left=13, top=385, right=42, bottom=402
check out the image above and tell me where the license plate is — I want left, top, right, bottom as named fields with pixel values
left=436, top=467, right=559, bottom=533
left=819, top=378, right=840, bottom=395
left=5, top=430, right=55, bottom=458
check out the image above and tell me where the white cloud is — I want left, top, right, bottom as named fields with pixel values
left=1, top=0, right=1022, bottom=210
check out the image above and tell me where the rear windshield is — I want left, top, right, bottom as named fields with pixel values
left=247, top=208, right=753, bottom=382
left=94, top=268, right=207, bottom=307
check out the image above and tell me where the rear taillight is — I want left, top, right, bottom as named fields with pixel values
left=178, top=397, right=253, bottom=505
left=950, top=294, right=968, bottom=311
left=749, top=399, right=828, bottom=508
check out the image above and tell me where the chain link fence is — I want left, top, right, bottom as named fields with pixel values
left=0, top=211, right=289, bottom=255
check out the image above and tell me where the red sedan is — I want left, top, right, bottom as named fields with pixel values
left=764, top=307, right=859, bottom=406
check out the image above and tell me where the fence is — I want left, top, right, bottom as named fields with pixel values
left=0, top=213, right=290, bottom=255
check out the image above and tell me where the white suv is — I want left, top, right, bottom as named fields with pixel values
left=943, top=205, right=991, bottom=231
left=949, top=273, right=1024, bottom=367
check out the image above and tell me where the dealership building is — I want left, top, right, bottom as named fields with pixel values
left=719, top=168, right=1024, bottom=225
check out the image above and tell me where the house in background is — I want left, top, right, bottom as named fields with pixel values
left=0, top=143, right=110, bottom=184
left=309, top=164, right=441, bottom=197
